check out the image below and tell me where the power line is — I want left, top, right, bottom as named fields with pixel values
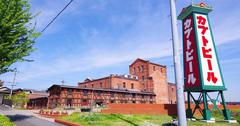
left=34, top=0, right=74, bottom=40
left=40, top=0, right=74, bottom=33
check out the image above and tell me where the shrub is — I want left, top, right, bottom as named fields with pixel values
left=0, top=115, right=15, bottom=126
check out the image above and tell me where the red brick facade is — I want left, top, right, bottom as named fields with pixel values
left=47, top=59, right=176, bottom=108
left=78, top=75, right=141, bottom=92
left=47, top=85, right=155, bottom=109
left=129, top=59, right=170, bottom=104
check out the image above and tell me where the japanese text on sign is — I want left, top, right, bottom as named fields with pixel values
left=194, top=13, right=223, bottom=86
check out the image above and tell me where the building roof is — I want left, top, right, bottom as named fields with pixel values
left=48, top=84, right=155, bottom=95
left=0, top=87, right=11, bottom=94
left=28, top=93, right=49, bottom=99
left=13, top=88, right=47, bottom=94
left=168, top=82, right=176, bottom=86
left=129, top=58, right=166, bottom=67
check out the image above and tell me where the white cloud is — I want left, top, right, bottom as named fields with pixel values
left=213, top=18, right=240, bottom=45
left=3, top=3, right=173, bottom=82
left=2, top=1, right=240, bottom=88
left=30, top=0, right=78, bottom=34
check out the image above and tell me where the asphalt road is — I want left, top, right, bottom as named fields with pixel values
left=0, top=105, right=65, bottom=126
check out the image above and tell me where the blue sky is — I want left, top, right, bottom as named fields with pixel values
left=0, top=0, right=240, bottom=102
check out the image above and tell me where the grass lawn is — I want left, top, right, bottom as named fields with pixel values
left=0, top=115, right=15, bottom=126
left=231, top=109, right=240, bottom=124
left=59, top=112, right=240, bottom=126
left=60, top=112, right=173, bottom=126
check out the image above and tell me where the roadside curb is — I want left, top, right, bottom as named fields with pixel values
left=31, top=112, right=55, bottom=122
left=54, top=118, right=81, bottom=126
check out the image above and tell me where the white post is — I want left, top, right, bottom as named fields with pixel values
left=169, top=0, right=187, bottom=126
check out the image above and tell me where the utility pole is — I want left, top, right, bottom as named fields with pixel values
left=169, top=0, right=187, bottom=126
left=61, top=80, right=65, bottom=85
left=10, top=69, right=18, bottom=98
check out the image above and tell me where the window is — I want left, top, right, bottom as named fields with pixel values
left=123, top=82, right=126, bottom=88
left=131, top=83, right=134, bottom=89
left=142, top=76, right=145, bottom=81
left=133, top=67, right=136, bottom=74
left=83, top=90, right=88, bottom=96
left=100, top=82, right=103, bottom=88
left=138, top=66, right=141, bottom=72
left=132, top=94, right=136, bottom=98
left=68, top=89, right=72, bottom=95
left=141, top=65, right=144, bottom=73
left=91, top=84, right=94, bottom=88
left=153, top=66, right=156, bottom=71
left=110, top=100, right=115, bottom=103
left=97, top=91, right=101, bottom=96
left=172, top=87, right=174, bottom=92
left=111, top=92, right=114, bottom=97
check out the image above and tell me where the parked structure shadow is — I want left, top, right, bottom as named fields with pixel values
left=7, top=114, right=32, bottom=122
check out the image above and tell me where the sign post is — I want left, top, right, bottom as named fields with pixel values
left=169, top=0, right=187, bottom=125
left=178, top=3, right=233, bottom=122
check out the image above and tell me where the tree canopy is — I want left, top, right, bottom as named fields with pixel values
left=0, top=0, right=40, bottom=74
left=11, top=92, right=29, bottom=108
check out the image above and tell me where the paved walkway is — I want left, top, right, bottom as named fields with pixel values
left=0, top=105, right=65, bottom=126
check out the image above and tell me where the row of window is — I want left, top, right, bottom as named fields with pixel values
left=82, top=82, right=103, bottom=88
left=132, top=65, right=166, bottom=74
left=133, top=65, right=145, bottom=74
left=122, top=82, right=134, bottom=89
left=83, top=82, right=135, bottom=89
left=110, top=100, right=153, bottom=104
left=66, top=89, right=153, bottom=99
left=63, top=99, right=154, bottom=104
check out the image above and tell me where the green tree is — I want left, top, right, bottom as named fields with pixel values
left=11, top=92, right=29, bottom=108
left=0, top=0, right=40, bottom=74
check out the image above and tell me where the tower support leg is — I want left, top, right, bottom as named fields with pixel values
left=202, top=91, right=211, bottom=120
left=186, top=91, right=193, bottom=118
left=220, top=90, right=231, bottom=120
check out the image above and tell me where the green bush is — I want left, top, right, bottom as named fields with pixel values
left=0, top=115, right=15, bottom=126
left=11, top=92, right=29, bottom=108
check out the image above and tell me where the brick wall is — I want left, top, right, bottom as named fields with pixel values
left=168, top=83, right=177, bottom=104
left=129, top=59, right=170, bottom=104
left=101, top=103, right=177, bottom=115
left=101, top=103, right=240, bottom=116
left=47, top=85, right=156, bottom=109
left=78, top=76, right=141, bottom=91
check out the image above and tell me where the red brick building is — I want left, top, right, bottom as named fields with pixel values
left=47, top=85, right=155, bottom=108
left=47, top=59, right=176, bottom=108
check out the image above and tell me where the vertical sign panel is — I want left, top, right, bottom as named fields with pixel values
left=194, top=13, right=224, bottom=87
left=183, top=15, right=201, bottom=90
